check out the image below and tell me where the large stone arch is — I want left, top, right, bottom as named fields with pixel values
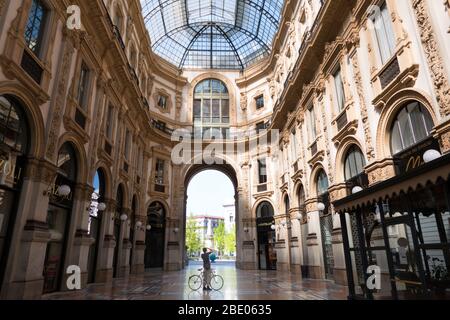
left=91, top=161, right=113, bottom=200
left=0, top=82, right=46, bottom=158
left=56, top=133, right=88, bottom=185
left=187, top=72, right=238, bottom=126
left=334, top=136, right=367, bottom=184
left=376, top=89, right=438, bottom=159
left=252, top=198, right=276, bottom=218
left=292, top=180, right=307, bottom=209
left=309, top=163, right=328, bottom=197
left=145, top=198, right=170, bottom=217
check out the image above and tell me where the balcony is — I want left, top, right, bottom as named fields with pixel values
left=379, top=56, right=400, bottom=90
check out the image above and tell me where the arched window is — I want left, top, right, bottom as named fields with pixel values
left=344, top=145, right=366, bottom=181
left=256, top=201, right=274, bottom=218
left=390, top=101, right=434, bottom=155
left=297, top=185, right=306, bottom=210
left=284, top=195, right=290, bottom=215
left=193, top=79, right=230, bottom=139
left=316, top=170, right=329, bottom=196
left=0, top=95, right=29, bottom=155
left=0, top=95, right=30, bottom=290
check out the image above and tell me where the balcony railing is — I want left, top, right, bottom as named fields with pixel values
left=310, top=141, right=318, bottom=156
left=379, top=56, right=400, bottom=89
left=336, top=110, right=348, bottom=132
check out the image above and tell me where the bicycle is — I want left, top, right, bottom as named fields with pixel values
left=188, top=268, right=224, bottom=291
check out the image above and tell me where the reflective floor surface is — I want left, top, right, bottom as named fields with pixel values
left=43, top=261, right=348, bottom=300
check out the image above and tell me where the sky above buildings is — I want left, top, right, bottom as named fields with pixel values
left=187, top=170, right=235, bottom=218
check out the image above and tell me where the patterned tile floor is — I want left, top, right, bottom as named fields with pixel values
left=43, top=261, right=348, bottom=300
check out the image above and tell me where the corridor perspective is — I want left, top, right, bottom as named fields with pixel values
left=0, top=0, right=449, bottom=302
left=43, top=261, right=348, bottom=300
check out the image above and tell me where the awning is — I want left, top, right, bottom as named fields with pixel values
left=333, top=153, right=450, bottom=212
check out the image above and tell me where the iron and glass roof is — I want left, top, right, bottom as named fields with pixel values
left=141, top=0, right=285, bottom=70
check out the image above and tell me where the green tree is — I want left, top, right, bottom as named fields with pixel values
left=186, top=216, right=201, bottom=257
left=213, top=221, right=226, bottom=255
left=224, top=227, right=236, bottom=256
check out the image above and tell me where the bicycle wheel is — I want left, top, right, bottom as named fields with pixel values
left=188, top=275, right=202, bottom=291
left=209, top=275, right=224, bottom=291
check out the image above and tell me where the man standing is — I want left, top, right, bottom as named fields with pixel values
left=201, top=247, right=213, bottom=291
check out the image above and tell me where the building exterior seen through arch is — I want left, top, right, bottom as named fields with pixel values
left=0, top=0, right=449, bottom=301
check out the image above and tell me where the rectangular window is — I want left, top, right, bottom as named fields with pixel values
left=124, top=129, right=131, bottom=160
left=291, top=129, right=297, bottom=160
left=255, top=95, right=264, bottom=109
left=77, top=62, right=90, bottom=110
left=24, top=0, right=48, bottom=56
left=308, top=105, right=317, bottom=142
left=157, top=95, right=167, bottom=109
left=106, top=105, right=114, bottom=140
left=155, top=159, right=165, bottom=186
left=333, top=68, right=345, bottom=112
left=258, top=159, right=267, bottom=184
left=372, top=2, right=396, bottom=65
left=256, top=121, right=266, bottom=133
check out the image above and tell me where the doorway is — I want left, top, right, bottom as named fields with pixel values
left=87, top=169, right=105, bottom=283
left=144, top=201, right=166, bottom=268
left=256, top=201, right=276, bottom=270
left=184, top=166, right=238, bottom=267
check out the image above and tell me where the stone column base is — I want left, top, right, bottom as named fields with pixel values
left=2, top=278, right=44, bottom=300
left=95, top=268, right=113, bottom=283
left=333, top=267, right=347, bottom=285
left=276, top=262, right=289, bottom=271
left=289, top=264, right=302, bottom=274
left=130, top=264, right=145, bottom=275
left=165, top=262, right=181, bottom=271
left=117, top=266, right=130, bottom=278
left=305, top=265, right=323, bottom=279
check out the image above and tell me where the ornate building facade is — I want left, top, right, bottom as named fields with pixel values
left=0, top=0, right=449, bottom=299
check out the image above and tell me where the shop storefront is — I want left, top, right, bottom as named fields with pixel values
left=0, top=95, right=29, bottom=291
left=256, top=201, right=277, bottom=270
left=42, top=143, right=77, bottom=294
left=335, top=151, right=450, bottom=300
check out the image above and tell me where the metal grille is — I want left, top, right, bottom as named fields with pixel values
left=320, top=214, right=334, bottom=279
left=350, top=214, right=365, bottom=284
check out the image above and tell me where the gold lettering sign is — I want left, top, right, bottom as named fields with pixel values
left=405, top=155, right=422, bottom=172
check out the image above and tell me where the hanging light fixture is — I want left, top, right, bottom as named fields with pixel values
left=317, top=202, right=325, bottom=211
left=270, top=224, right=276, bottom=230
left=57, top=185, right=72, bottom=197
left=120, top=213, right=128, bottom=221
left=146, top=224, right=152, bottom=231
left=352, top=186, right=363, bottom=194
left=136, top=221, right=143, bottom=228
left=423, top=149, right=441, bottom=163
left=97, top=202, right=107, bottom=211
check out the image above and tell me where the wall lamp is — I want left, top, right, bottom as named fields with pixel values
left=317, top=202, right=325, bottom=212
left=43, top=184, right=71, bottom=197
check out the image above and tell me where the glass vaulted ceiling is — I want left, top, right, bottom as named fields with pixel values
left=141, top=0, right=285, bottom=70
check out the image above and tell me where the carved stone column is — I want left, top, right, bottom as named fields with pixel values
left=411, top=0, right=450, bottom=117
left=1, top=158, right=56, bottom=299
left=95, top=198, right=115, bottom=283
left=304, top=199, right=324, bottom=279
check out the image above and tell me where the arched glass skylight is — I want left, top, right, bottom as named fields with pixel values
left=141, top=0, right=285, bottom=70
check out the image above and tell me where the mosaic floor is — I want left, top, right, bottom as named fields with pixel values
left=43, top=261, right=348, bottom=300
